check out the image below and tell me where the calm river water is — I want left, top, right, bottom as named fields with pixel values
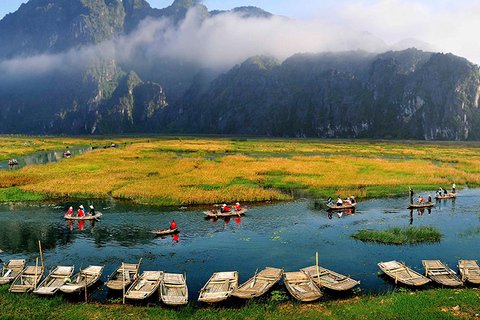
left=0, top=188, right=479, bottom=301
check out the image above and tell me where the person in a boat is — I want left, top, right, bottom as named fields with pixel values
left=336, top=197, right=343, bottom=206
left=427, top=195, right=432, bottom=203
left=66, top=206, right=74, bottom=216
left=78, top=205, right=85, bottom=217
left=438, top=186, right=443, bottom=194
left=344, top=198, right=351, bottom=205
left=221, top=204, right=230, bottom=213
left=234, top=202, right=241, bottom=211
left=350, top=196, right=356, bottom=204
left=417, top=196, right=425, bottom=204
left=170, top=220, right=177, bottom=230
left=452, top=183, right=456, bottom=193
left=327, top=197, right=334, bottom=206
left=89, top=205, right=95, bottom=216
left=443, top=188, right=448, bottom=195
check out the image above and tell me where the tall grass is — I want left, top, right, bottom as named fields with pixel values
left=351, top=226, right=442, bottom=244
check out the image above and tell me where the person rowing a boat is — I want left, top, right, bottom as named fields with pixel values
left=452, top=183, right=456, bottom=193
left=221, top=204, right=230, bottom=213
left=88, top=205, right=95, bottom=216
left=428, top=195, right=432, bottom=203
left=234, top=202, right=241, bottom=211
left=417, top=196, right=425, bottom=204
left=78, top=205, right=85, bottom=217
left=170, top=220, right=177, bottom=230
left=66, top=206, right=74, bottom=216
left=350, top=196, right=356, bottom=204
left=336, top=197, right=343, bottom=206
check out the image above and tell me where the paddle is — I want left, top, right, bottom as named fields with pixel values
left=316, top=252, right=321, bottom=288
left=250, top=268, right=259, bottom=288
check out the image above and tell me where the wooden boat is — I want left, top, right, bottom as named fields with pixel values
left=435, top=193, right=458, bottom=199
left=326, top=203, right=357, bottom=210
left=458, top=260, right=480, bottom=284
left=34, top=265, right=74, bottom=295
left=283, top=271, right=322, bottom=302
left=151, top=227, right=181, bottom=235
left=0, top=259, right=26, bottom=285
left=231, top=267, right=283, bottom=299
left=9, top=265, right=44, bottom=293
left=64, top=212, right=102, bottom=220
left=59, top=265, right=104, bottom=294
left=160, top=273, right=188, bottom=306
left=407, top=202, right=435, bottom=209
left=198, top=271, right=238, bottom=303
left=422, top=260, right=462, bottom=287
left=8, top=159, right=18, bottom=165
left=378, top=260, right=430, bottom=286
left=125, top=271, right=163, bottom=300
left=105, top=262, right=140, bottom=290
left=203, top=208, right=247, bottom=218
left=301, top=265, right=360, bottom=291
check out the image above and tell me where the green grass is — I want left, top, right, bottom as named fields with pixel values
left=351, top=226, right=442, bottom=244
left=0, top=187, right=45, bottom=202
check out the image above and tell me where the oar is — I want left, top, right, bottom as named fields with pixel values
left=34, top=258, right=38, bottom=291
left=135, top=258, right=143, bottom=281
left=316, top=252, right=321, bottom=288
left=122, top=263, right=126, bottom=305
left=250, top=268, right=259, bottom=288
left=84, top=267, right=88, bottom=303
left=38, top=241, right=44, bottom=277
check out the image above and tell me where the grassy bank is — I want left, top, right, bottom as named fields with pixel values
left=0, top=136, right=480, bottom=205
left=351, top=226, right=442, bottom=244
left=0, top=285, right=479, bottom=319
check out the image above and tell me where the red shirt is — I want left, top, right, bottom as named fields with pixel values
left=170, top=221, right=177, bottom=229
left=223, top=206, right=230, bottom=212
left=78, top=209, right=85, bottom=217
left=235, top=204, right=241, bottom=210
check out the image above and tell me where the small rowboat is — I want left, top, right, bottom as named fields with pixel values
left=34, top=265, right=75, bottom=295
left=152, top=228, right=181, bottom=235
left=301, top=265, right=360, bottom=291
left=0, top=259, right=26, bottom=285
left=105, top=262, right=140, bottom=290
left=422, top=260, right=462, bottom=287
left=378, top=260, right=430, bottom=286
left=435, top=193, right=457, bottom=199
left=125, top=271, right=163, bottom=300
left=458, top=260, right=480, bottom=284
left=283, top=271, right=322, bottom=302
left=160, top=273, right=188, bottom=306
left=9, top=265, right=44, bottom=293
left=231, top=267, right=283, bottom=299
left=203, top=208, right=247, bottom=218
left=326, top=203, right=356, bottom=210
left=408, top=202, right=435, bottom=209
left=59, top=265, right=104, bottom=294
left=64, top=212, right=102, bottom=220
left=198, top=271, right=238, bottom=303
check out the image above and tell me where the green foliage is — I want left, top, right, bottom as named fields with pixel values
left=0, top=187, right=45, bottom=202
left=351, top=226, right=442, bottom=244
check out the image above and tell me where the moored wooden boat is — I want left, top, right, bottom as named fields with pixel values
left=203, top=209, right=247, bottom=218
left=458, top=260, right=480, bottom=284
left=301, top=265, right=360, bottom=291
left=9, top=265, right=44, bottom=293
left=160, top=273, right=188, bottom=306
left=34, top=265, right=74, bottom=295
left=326, top=203, right=357, bottom=210
left=59, top=265, right=104, bottom=294
left=378, top=260, right=430, bottom=286
left=198, top=271, right=238, bottom=303
left=231, top=267, right=283, bottom=299
left=0, top=259, right=26, bottom=285
left=408, top=202, right=435, bottom=209
left=125, top=271, right=163, bottom=300
left=105, top=262, right=140, bottom=290
left=435, top=193, right=458, bottom=199
left=64, top=212, right=102, bottom=220
left=283, top=271, right=322, bottom=302
left=422, top=260, right=462, bottom=287
left=151, top=227, right=181, bottom=235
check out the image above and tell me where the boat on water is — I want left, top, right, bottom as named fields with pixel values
left=0, top=259, right=26, bottom=285
left=435, top=193, right=458, bottom=199
left=198, top=271, right=238, bottom=303
left=422, top=260, right=462, bottom=287
left=34, top=266, right=75, bottom=295
left=301, top=265, right=360, bottom=291
left=378, top=260, right=430, bottom=286
left=64, top=212, right=102, bottom=220
left=203, top=209, right=247, bottom=218
left=151, top=227, right=180, bottom=235
left=8, top=159, right=18, bottom=166
left=9, top=265, right=44, bottom=293
left=283, top=271, right=322, bottom=302
left=59, top=265, right=104, bottom=294
left=458, top=260, right=480, bottom=284
left=105, top=262, right=140, bottom=290
left=160, top=273, right=188, bottom=306
left=231, top=267, right=283, bottom=299
left=326, top=203, right=357, bottom=210
left=408, top=202, right=435, bottom=209
left=125, top=271, right=163, bottom=300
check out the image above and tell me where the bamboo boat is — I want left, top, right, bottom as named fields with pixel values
left=407, top=202, right=435, bottom=209
left=9, top=265, right=44, bottom=293
left=435, top=193, right=458, bottom=199
left=301, top=265, right=360, bottom=291
left=458, top=260, right=480, bottom=284
left=326, top=203, right=357, bottom=210
left=125, top=271, right=163, bottom=300
left=59, top=265, right=104, bottom=294
left=231, top=267, right=283, bottom=299
left=198, top=271, right=238, bottom=303
left=422, top=260, right=462, bottom=287
left=283, top=271, right=322, bottom=302
left=105, top=262, right=140, bottom=290
left=377, top=260, right=430, bottom=286
left=160, top=273, right=188, bottom=306
left=0, top=259, right=26, bottom=285
left=151, top=227, right=181, bottom=235
left=203, top=209, right=247, bottom=218
left=34, top=266, right=75, bottom=295
left=64, top=212, right=102, bottom=220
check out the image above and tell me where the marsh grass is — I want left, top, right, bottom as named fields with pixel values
left=351, top=226, right=442, bottom=244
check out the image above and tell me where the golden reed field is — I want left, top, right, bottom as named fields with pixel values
left=0, top=136, right=479, bottom=205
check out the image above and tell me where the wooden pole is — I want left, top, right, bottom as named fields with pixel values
left=250, top=268, right=259, bottom=288
left=84, top=269, right=88, bottom=303
left=316, top=252, right=321, bottom=287
left=122, top=263, right=125, bottom=305
left=135, top=258, right=143, bottom=280
left=425, top=266, right=428, bottom=277
left=38, top=241, right=44, bottom=275
left=34, top=258, right=38, bottom=291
